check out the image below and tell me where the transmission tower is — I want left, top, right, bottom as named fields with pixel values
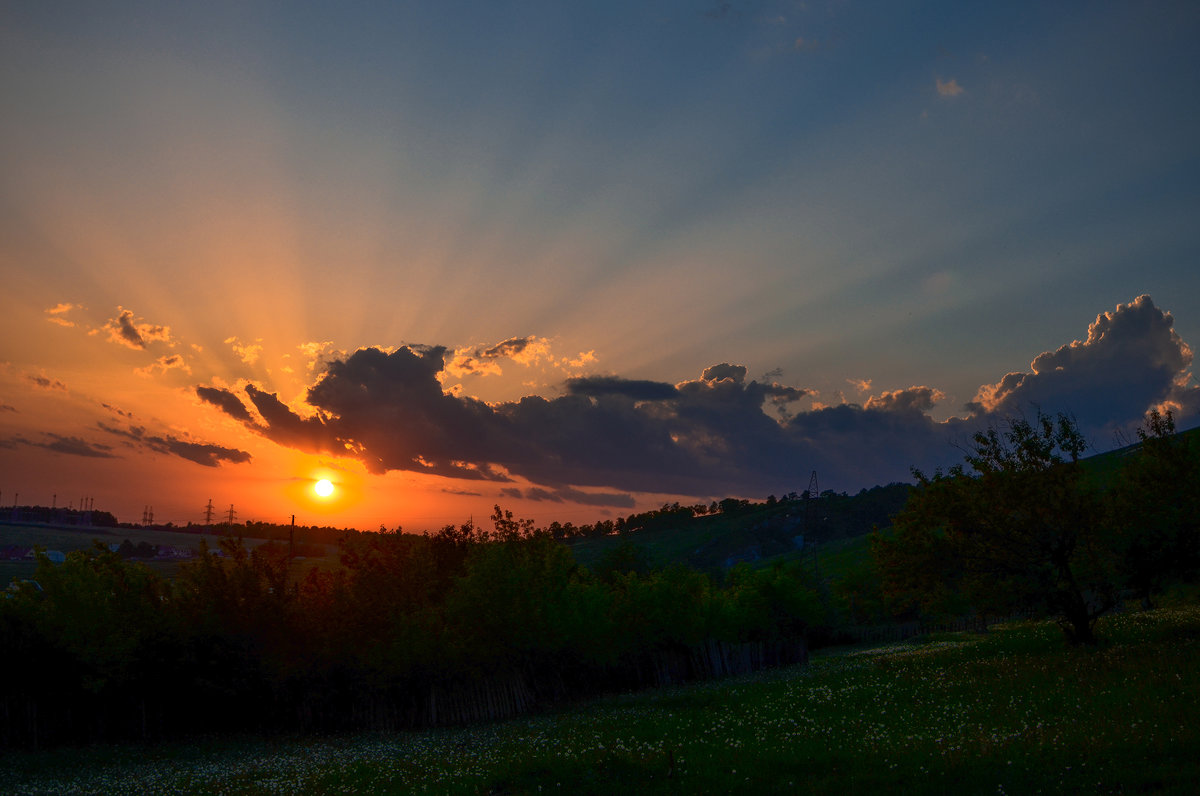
left=226, top=503, right=237, bottom=525
left=804, top=471, right=820, bottom=578
left=203, top=499, right=215, bottom=527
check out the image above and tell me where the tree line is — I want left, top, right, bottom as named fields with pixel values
left=0, top=506, right=818, bottom=748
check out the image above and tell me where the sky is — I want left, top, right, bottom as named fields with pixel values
left=2, top=0, right=1199, bottom=531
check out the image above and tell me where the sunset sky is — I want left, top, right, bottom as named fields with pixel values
left=2, top=1, right=1198, bottom=531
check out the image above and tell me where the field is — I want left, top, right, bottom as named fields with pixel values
left=0, top=522, right=338, bottom=584
left=4, top=604, right=1196, bottom=795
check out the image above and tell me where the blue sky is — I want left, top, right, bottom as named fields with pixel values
left=2, top=1, right=1198, bottom=527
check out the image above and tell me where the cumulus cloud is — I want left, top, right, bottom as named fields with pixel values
left=226, top=336, right=264, bottom=366
left=101, top=307, right=173, bottom=350
left=192, top=296, right=1198, bottom=500
left=865, top=386, right=946, bottom=414
left=97, top=421, right=251, bottom=467
left=967, top=296, right=1192, bottom=434
left=446, top=336, right=553, bottom=378
left=936, top=77, right=965, bottom=97
left=45, top=303, right=82, bottom=327
left=299, top=341, right=334, bottom=372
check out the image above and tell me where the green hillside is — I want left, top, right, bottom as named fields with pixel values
left=565, top=483, right=911, bottom=577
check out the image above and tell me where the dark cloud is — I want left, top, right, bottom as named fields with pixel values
left=442, top=487, right=483, bottom=497
left=2, top=433, right=117, bottom=458
left=0, top=404, right=16, bottom=413
left=244, top=385, right=338, bottom=455
left=98, top=422, right=251, bottom=467
left=196, top=385, right=255, bottom=423
left=701, top=363, right=747, bottom=383
left=101, top=403, right=133, bottom=418
left=26, top=374, right=68, bottom=392
left=966, top=296, right=1191, bottom=434
left=566, top=376, right=679, bottom=401
left=502, top=485, right=636, bottom=508
left=192, top=296, right=1198, bottom=500
left=102, top=307, right=172, bottom=350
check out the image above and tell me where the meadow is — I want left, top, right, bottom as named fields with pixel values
left=4, top=604, right=1196, bottom=795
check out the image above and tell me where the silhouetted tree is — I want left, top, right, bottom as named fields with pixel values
left=875, top=412, right=1116, bottom=644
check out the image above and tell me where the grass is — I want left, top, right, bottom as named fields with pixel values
left=4, top=605, right=1198, bottom=795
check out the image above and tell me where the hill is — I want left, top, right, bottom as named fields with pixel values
left=565, top=483, right=912, bottom=576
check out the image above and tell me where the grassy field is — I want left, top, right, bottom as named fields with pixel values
left=4, top=604, right=1196, bottom=795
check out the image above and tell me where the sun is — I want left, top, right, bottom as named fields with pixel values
left=314, top=478, right=335, bottom=498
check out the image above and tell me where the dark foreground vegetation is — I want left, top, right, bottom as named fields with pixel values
left=1, top=410, right=1196, bottom=754
left=1, top=507, right=815, bottom=748
left=4, top=604, right=1198, bottom=794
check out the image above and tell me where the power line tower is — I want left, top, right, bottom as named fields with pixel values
left=804, top=470, right=821, bottom=578
left=203, top=499, right=215, bottom=529
left=226, top=503, right=237, bottom=526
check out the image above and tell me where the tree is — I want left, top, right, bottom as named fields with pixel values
left=1107, top=410, right=1200, bottom=604
left=875, top=412, right=1116, bottom=644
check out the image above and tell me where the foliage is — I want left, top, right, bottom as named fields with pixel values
left=0, top=509, right=814, bottom=747
left=1105, top=410, right=1200, bottom=603
left=875, top=412, right=1117, bottom=644
left=6, top=605, right=1199, bottom=794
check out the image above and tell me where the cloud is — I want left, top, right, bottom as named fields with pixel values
left=865, top=386, right=946, bottom=414
left=2, top=433, right=117, bottom=458
left=505, top=485, right=636, bottom=508
left=101, top=403, right=133, bottom=418
left=446, top=336, right=553, bottom=378
left=299, top=341, right=334, bottom=372
left=45, top=303, right=82, bottom=327
left=567, top=376, right=679, bottom=402
left=443, top=487, right=483, bottom=497
left=702, top=363, right=747, bottom=383
left=97, top=422, right=252, bottom=467
left=226, top=336, right=264, bottom=366
left=196, top=385, right=256, bottom=423
left=0, top=404, right=16, bottom=413
left=135, top=354, right=192, bottom=377
left=102, top=307, right=173, bottom=350
left=966, top=296, right=1192, bottom=434
left=25, top=372, right=68, bottom=392
left=192, top=296, right=1198, bottom=500
left=936, top=77, right=965, bottom=97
